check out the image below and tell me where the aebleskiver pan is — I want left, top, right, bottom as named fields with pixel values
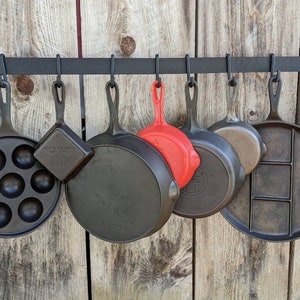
left=0, top=80, right=60, bottom=237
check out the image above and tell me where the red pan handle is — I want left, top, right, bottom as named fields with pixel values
left=152, top=80, right=167, bottom=126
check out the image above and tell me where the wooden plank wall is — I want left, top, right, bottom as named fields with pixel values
left=0, top=1, right=299, bottom=299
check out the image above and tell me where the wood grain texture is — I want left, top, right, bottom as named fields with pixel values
left=0, top=1, right=88, bottom=299
left=81, top=0, right=195, bottom=299
left=195, top=0, right=299, bottom=299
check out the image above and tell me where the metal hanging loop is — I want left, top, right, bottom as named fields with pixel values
left=155, top=54, right=161, bottom=88
left=0, top=54, right=8, bottom=88
left=55, top=54, right=62, bottom=87
left=270, top=53, right=280, bottom=82
left=185, top=54, right=195, bottom=87
left=226, top=53, right=237, bottom=86
left=110, top=54, right=115, bottom=88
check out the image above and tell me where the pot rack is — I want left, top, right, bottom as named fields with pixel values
left=1, top=56, right=300, bottom=75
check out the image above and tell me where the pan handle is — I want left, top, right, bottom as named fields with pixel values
left=52, top=81, right=65, bottom=122
left=267, top=75, right=282, bottom=121
left=105, top=81, right=124, bottom=135
left=152, top=80, right=167, bottom=126
left=0, top=80, right=15, bottom=132
left=225, top=79, right=239, bottom=122
left=182, top=81, right=200, bottom=132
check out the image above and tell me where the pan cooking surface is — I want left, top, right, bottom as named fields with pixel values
left=67, top=145, right=164, bottom=243
left=222, top=123, right=300, bottom=241
left=174, top=146, right=229, bottom=217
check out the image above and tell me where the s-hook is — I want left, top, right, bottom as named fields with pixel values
left=53, top=54, right=64, bottom=103
left=55, top=54, right=62, bottom=87
left=155, top=54, right=161, bottom=88
left=270, top=53, right=281, bottom=82
left=226, top=53, right=237, bottom=86
left=185, top=54, right=195, bottom=87
left=0, top=54, right=8, bottom=88
left=110, top=54, right=115, bottom=88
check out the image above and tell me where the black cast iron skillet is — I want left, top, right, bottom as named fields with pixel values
left=222, top=74, right=300, bottom=241
left=66, top=81, right=179, bottom=243
left=173, top=81, right=245, bottom=218
left=0, top=80, right=60, bottom=237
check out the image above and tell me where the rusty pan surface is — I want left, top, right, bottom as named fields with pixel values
left=222, top=75, right=300, bottom=241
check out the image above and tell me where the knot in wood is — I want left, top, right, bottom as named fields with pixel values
left=120, top=36, right=136, bottom=57
left=16, top=75, right=34, bottom=96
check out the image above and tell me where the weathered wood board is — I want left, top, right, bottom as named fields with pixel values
left=81, top=0, right=195, bottom=299
left=0, top=1, right=88, bottom=299
left=195, top=1, right=300, bottom=299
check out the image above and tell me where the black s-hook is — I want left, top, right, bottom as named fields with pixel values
left=110, top=54, right=115, bottom=88
left=270, top=53, right=281, bottom=82
left=0, top=54, right=8, bottom=88
left=155, top=54, right=161, bottom=88
left=185, top=54, right=195, bottom=87
left=226, top=53, right=237, bottom=86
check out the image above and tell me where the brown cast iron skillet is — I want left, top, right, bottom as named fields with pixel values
left=222, top=74, right=300, bottom=241
left=66, top=81, right=179, bottom=243
left=0, top=80, right=60, bottom=237
left=208, top=79, right=266, bottom=175
left=173, top=81, right=245, bottom=218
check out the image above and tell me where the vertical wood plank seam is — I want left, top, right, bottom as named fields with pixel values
left=76, top=1, right=92, bottom=299
left=193, top=1, right=199, bottom=299
left=287, top=241, right=295, bottom=300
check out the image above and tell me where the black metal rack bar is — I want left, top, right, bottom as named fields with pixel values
left=2, top=56, right=300, bottom=75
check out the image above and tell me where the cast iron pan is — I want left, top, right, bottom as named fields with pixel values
left=137, top=80, right=200, bottom=188
left=66, top=81, right=179, bottom=243
left=222, top=74, right=300, bottom=241
left=0, top=80, right=60, bottom=237
left=208, top=79, right=266, bottom=175
left=173, top=81, right=245, bottom=218
left=34, top=81, right=94, bottom=182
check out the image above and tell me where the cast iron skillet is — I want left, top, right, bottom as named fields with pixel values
left=0, top=80, right=60, bottom=237
left=222, top=74, right=300, bottom=241
left=208, top=79, right=266, bottom=175
left=66, top=81, right=179, bottom=243
left=137, top=80, right=200, bottom=188
left=173, top=81, right=245, bottom=218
